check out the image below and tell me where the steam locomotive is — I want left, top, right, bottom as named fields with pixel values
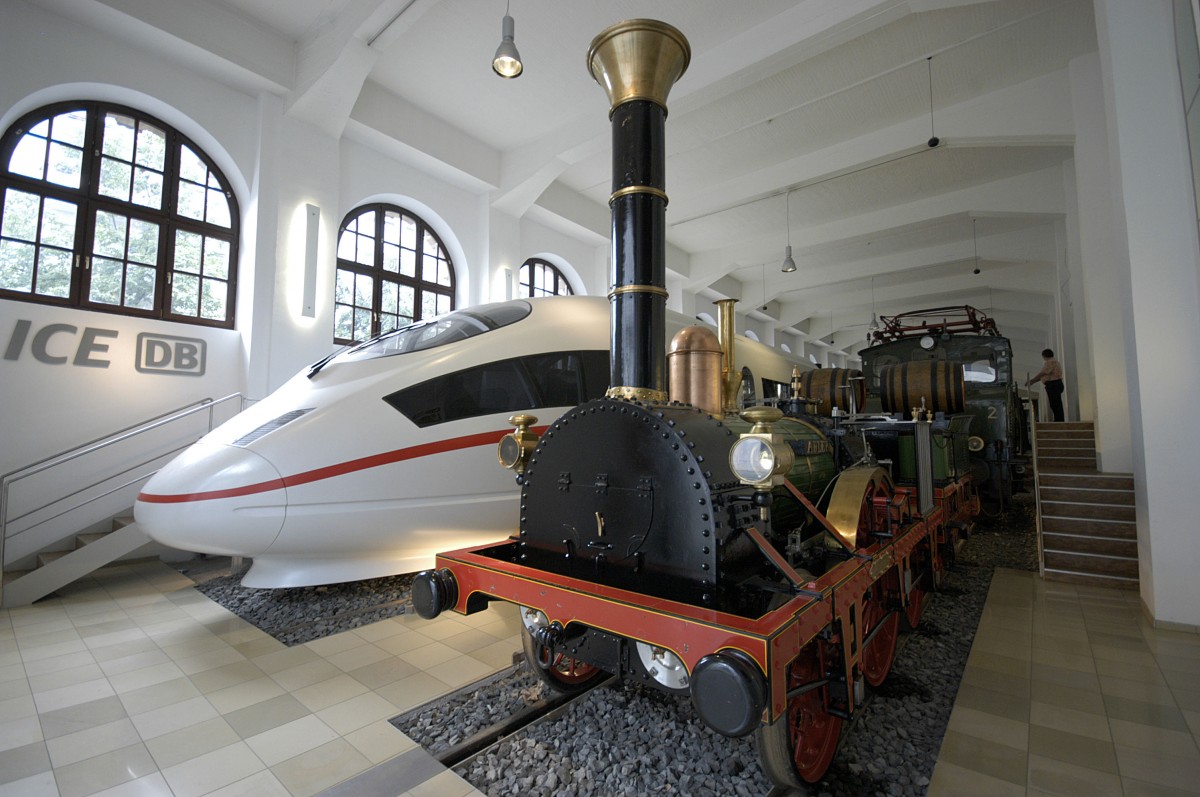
left=413, top=20, right=979, bottom=790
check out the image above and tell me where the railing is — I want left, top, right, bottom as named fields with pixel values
left=1, top=394, right=247, bottom=604
left=1027, top=399, right=1045, bottom=578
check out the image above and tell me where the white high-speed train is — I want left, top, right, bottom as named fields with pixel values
left=135, top=296, right=809, bottom=587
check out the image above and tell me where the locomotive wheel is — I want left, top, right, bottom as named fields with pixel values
left=903, top=546, right=930, bottom=631
left=756, top=641, right=844, bottom=789
left=860, top=569, right=899, bottom=688
left=521, top=627, right=606, bottom=695
left=826, top=466, right=892, bottom=549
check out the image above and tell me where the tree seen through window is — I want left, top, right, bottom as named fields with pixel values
left=0, top=102, right=238, bottom=326
left=334, top=204, right=455, bottom=344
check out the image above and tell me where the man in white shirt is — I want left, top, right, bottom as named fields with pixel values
left=1026, top=348, right=1064, bottom=422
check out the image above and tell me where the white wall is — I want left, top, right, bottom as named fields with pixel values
left=1095, top=0, right=1200, bottom=627
left=1, top=1, right=257, bottom=479
left=0, top=302, right=243, bottom=477
left=1068, top=52, right=1133, bottom=471
left=0, top=1, right=615, bottom=511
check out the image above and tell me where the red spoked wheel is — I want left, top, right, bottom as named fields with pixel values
left=521, top=626, right=606, bottom=694
left=860, top=569, right=900, bottom=688
left=756, top=641, right=844, bottom=788
left=903, top=544, right=930, bottom=631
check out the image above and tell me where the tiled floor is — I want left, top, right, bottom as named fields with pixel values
left=0, top=561, right=522, bottom=797
left=929, top=568, right=1200, bottom=797
left=3, top=563, right=1197, bottom=797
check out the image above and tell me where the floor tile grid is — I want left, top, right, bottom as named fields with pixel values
left=0, top=561, right=524, bottom=797
left=929, top=568, right=1200, bottom=797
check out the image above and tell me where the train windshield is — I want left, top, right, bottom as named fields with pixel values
left=322, top=301, right=532, bottom=368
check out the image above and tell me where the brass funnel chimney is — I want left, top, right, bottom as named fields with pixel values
left=587, top=20, right=690, bottom=402
left=714, top=298, right=740, bottom=413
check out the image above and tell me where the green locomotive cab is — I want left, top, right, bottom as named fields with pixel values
left=858, top=306, right=1030, bottom=509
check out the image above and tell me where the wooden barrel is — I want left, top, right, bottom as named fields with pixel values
left=879, top=361, right=965, bottom=415
left=796, top=368, right=866, bottom=416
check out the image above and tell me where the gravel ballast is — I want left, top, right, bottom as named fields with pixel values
left=186, top=500, right=1037, bottom=796
left=397, top=502, right=1038, bottom=797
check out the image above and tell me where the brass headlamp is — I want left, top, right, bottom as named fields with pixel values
left=497, top=414, right=539, bottom=475
left=728, top=407, right=794, bottom=490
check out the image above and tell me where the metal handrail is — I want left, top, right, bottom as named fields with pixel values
left=5, top=441, right=194, bottom=535
left=2, top=397, right=217, bottom=484
left=1, top=393, right=246, bottom=600
left=1028, top=400, right=1045, bottom=578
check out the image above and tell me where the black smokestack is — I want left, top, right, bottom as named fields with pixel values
left=587, top=20, right=690, bottom=402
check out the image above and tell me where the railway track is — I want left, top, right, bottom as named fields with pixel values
left=389, top=658, right=612, bottom=764
left=391, top=598, right=926, bottom=797
left=434, top=674, right=615, bottom=770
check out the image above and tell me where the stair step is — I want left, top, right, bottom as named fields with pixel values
left=1042, top=533, right=1138, bottom=558
left=1039, top=439, right=1096, bottom=450
left=1038, top=487, right=1135, bottom=506
left=3, top=522, right=151, bottom=607
left=36, top=550, right=69, bottom=567
left=1040, top=501, right=1136, bottom=522
left=2, top=570, right=33, bottom=581
left=1043, top=551, right=1139, bottom=578
left=1043, top=569, right=1138, bottom=590
left=1041, top=451, right=1099, bottom=463
left=76, top=532, right=109, bottom=547
left=1037, top=422, right=1094, bottom=432
left=1039, top=473, right=1134, bottom=490
left=1041, top=516, right=1137, bottom=538
left=1033, top=418, right=1138, bottom=588
left=1038, top=457, right=1099, bottom=469
left=1037, top=434, right=1096, bottom=443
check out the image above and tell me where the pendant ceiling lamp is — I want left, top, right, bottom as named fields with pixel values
left=869, top=276, right=880, bottom=332
left=492, top=1, right=523, bottom=78
left=781, top=191, right=796, bottom=273
left=972, top=218, right=981, bottom=275
left=926, top=56, right=939, bottom=148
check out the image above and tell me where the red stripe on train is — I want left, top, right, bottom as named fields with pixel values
left=136, top=425, right=546, bottom=504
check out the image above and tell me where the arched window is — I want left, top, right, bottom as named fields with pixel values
left=518, top=257, right=572, bottom=298
left=0, top=102, right=238, bottom=327
left=335, top=203, right=455, bottom=344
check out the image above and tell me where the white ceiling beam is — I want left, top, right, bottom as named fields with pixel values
left=284, top=0, right=423, bottom=137
left=346, top=80, right=500, bottom=191
left=32, top=0, right=295, bottom=94
left=683, top=163, right=1067, bottom=291
left=777, top=259, right=1055, bottom=329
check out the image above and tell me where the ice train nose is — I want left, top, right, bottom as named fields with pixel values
left=135, top=441, right=287, bottom=556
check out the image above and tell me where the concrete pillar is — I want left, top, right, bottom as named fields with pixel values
left=1095, top=0, right=1200, bottom=627
left=1068, top=52, right=1133, bottom=472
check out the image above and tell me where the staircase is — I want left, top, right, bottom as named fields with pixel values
left=3, top=516, right=151, bottom=606
left=2, top=394, right=246, bottom=607
left=1035, top=422, right=1139, bottom=589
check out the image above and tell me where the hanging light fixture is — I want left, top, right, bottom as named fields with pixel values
left=492, top=1, right=523, bottom=78
left=972, top=218, right=981, bottom=275
left=926, top=56, right=939, bottom=148
left=781, top=191, right=796, bottom=273
left=868, top=276, right=880, bottom=332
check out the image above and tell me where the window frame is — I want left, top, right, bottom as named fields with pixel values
left=0, top=100, right=240, bottom=328
left=518, top=257, right=573, bottom=298
left=334, top=203, right=456, bottom=345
